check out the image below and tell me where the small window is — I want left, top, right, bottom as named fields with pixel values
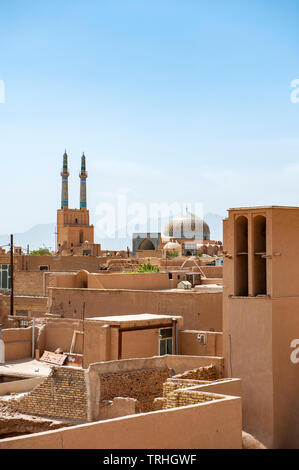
left=168, top=273, right=173, bottom=280
left=159, top=327, right=173, bottom=356
left=0, top=264, right=11, bottom=290
left=16, top=310, right=28, bottom=317
left=39, top=265, right=49, bottom=271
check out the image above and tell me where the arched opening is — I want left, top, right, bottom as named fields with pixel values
left=185, top=250, right=192, bottom=257
left=253, top=215, right=267, bottom=296
left=79, top=230, right=83, bottom=244
left=75, top=270, right=88, bottom=288
left=235, top=216, right=248, bottom=296
left=138, top=239, right=155, bottom=250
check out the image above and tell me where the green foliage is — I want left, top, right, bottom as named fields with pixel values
left=166, top=250, right=179, bottom=258
left=30, top=248, right=51, bottom=256
left=135, top=262, right=160, bottom=273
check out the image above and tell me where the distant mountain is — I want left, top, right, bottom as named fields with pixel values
left=0, top=212, right=224, bottom=253
left=0, top=224, right=56, bottom=252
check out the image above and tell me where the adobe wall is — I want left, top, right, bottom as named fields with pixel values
left=200, top=266, right=223, bottom=278
left=272, top=297, right=299, bottom=449
left=2, top=327, right=32, bottom=361
left=163, top=387, right=222, bottom=409
left=121, top=328, right=161, bottom=359
left=190, top=378, right=242, bottom=397
left=6, top=366, right=88, bottom=421
left=87, top=272, right=180, bottom=290
left=86, top=355, right=224, bottom=421
left=40, top=319, right=84, bottom=355
left=0, top=395, right=242, bottom=449
left=223, top=296, right=274, bottom=447
left=13, top=255, right=102, bottom=273
left=48, top=288, right=223, bottom=331
left=179, top=330, right=223, bottom=357
left=0, top=377, right=43, bottom=396
left=14, top=296, right=48, bottom=318
left=99, top=367, right=171, bottom=413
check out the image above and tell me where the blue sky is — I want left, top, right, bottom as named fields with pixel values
left=0, top=0, right=299, bottom=240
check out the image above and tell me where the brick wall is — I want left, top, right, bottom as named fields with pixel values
left=164, top=388, right=222, bottom=409
left=14, top=272, right=45, bottom=296
left=99, top=367, right=171, bottom=412
left=162, top=364, right=218, bottom=409
left=7, top=366, right=88, bottom=421
left=172, top=364, right=217, bottom=381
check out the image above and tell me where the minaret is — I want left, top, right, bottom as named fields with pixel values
left=61, top=150, right=69, bottom=208
left=79, top=152, right=87, bottom=209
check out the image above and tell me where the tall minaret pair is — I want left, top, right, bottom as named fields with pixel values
left=60, top=151, right=88, bottom=209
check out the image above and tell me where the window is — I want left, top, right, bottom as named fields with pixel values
left=0, top=265, right=11, bottom=290
left=168, top=273, right=173, bottom=280
left=39, top=265, right=49, bottom=271
left=159, top=327, right=173, bottom=356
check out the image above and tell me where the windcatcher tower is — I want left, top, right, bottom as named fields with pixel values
left=223, top=205, right=299, bottom=449
left=56, top=152, right=100, bottom=255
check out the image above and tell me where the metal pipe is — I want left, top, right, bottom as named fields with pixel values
left=172, top=318, right=178, bottom=355
left=32, top=318, right=35, bottom=358
left=10, top=234, right=14, bottom=316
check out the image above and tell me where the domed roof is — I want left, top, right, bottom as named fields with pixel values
left=163, top=212, right=210, bottom=240
left=164, top=240, right=181, bottom=251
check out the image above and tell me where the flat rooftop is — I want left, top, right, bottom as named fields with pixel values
left=0, top=359, right=52, bottom=379
left=228, top=205, right=299, bottom=211
left=85, top=313, right=182, bottom=328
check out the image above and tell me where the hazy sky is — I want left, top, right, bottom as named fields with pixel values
left=0, top=0, right=299, bottom=237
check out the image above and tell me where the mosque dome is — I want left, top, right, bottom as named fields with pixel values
left=163, top=212, right=210, bottom=240
left=164, top=240, right=181, bottom=251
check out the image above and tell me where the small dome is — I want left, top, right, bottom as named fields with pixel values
left=164, top=241, right=181, bottom=251
left=163, top=212, right=210, bottom=240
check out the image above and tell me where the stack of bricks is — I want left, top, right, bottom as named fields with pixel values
left=6, top=366, right=88, bottom=421
left=163, top=387, right=221, bottom=409
left=99, top=367, right=171, bottom=412
left=161, top=364, right=219, bottom=410
left=163, top=378, right=209, bottom=398
left=172, top=364, right=217, bottom=381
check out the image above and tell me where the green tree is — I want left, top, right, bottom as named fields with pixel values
left=30, top=248, right=52, bottom=256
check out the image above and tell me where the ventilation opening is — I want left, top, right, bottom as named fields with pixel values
left=235, top=216, right=248, bottom=296
left=253, top=215, right=267, bottom=296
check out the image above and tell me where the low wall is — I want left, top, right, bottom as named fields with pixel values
left=2, top=327, right=32, bottom=361
left=6, top=366, right=88, bottom=421
left=200, top=266, right=223, bottom=278
left=179, top=330, right=223, bottom=357
left=48, top=288, right=223, bottom=331
left=86, top=355, right=224, bottom=421
left=190, top=378, right=242, bottom=397
left=99, top=367, right=171, bottom=412
left=42, top=319, right=83, bottom=354
left=0, top=394, right=242, bottom=449
left=0, top=377, right=43, bottom=396
left=88, top=272, right=178, bottom=290
left=1, top=295, right=48, bottom=319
